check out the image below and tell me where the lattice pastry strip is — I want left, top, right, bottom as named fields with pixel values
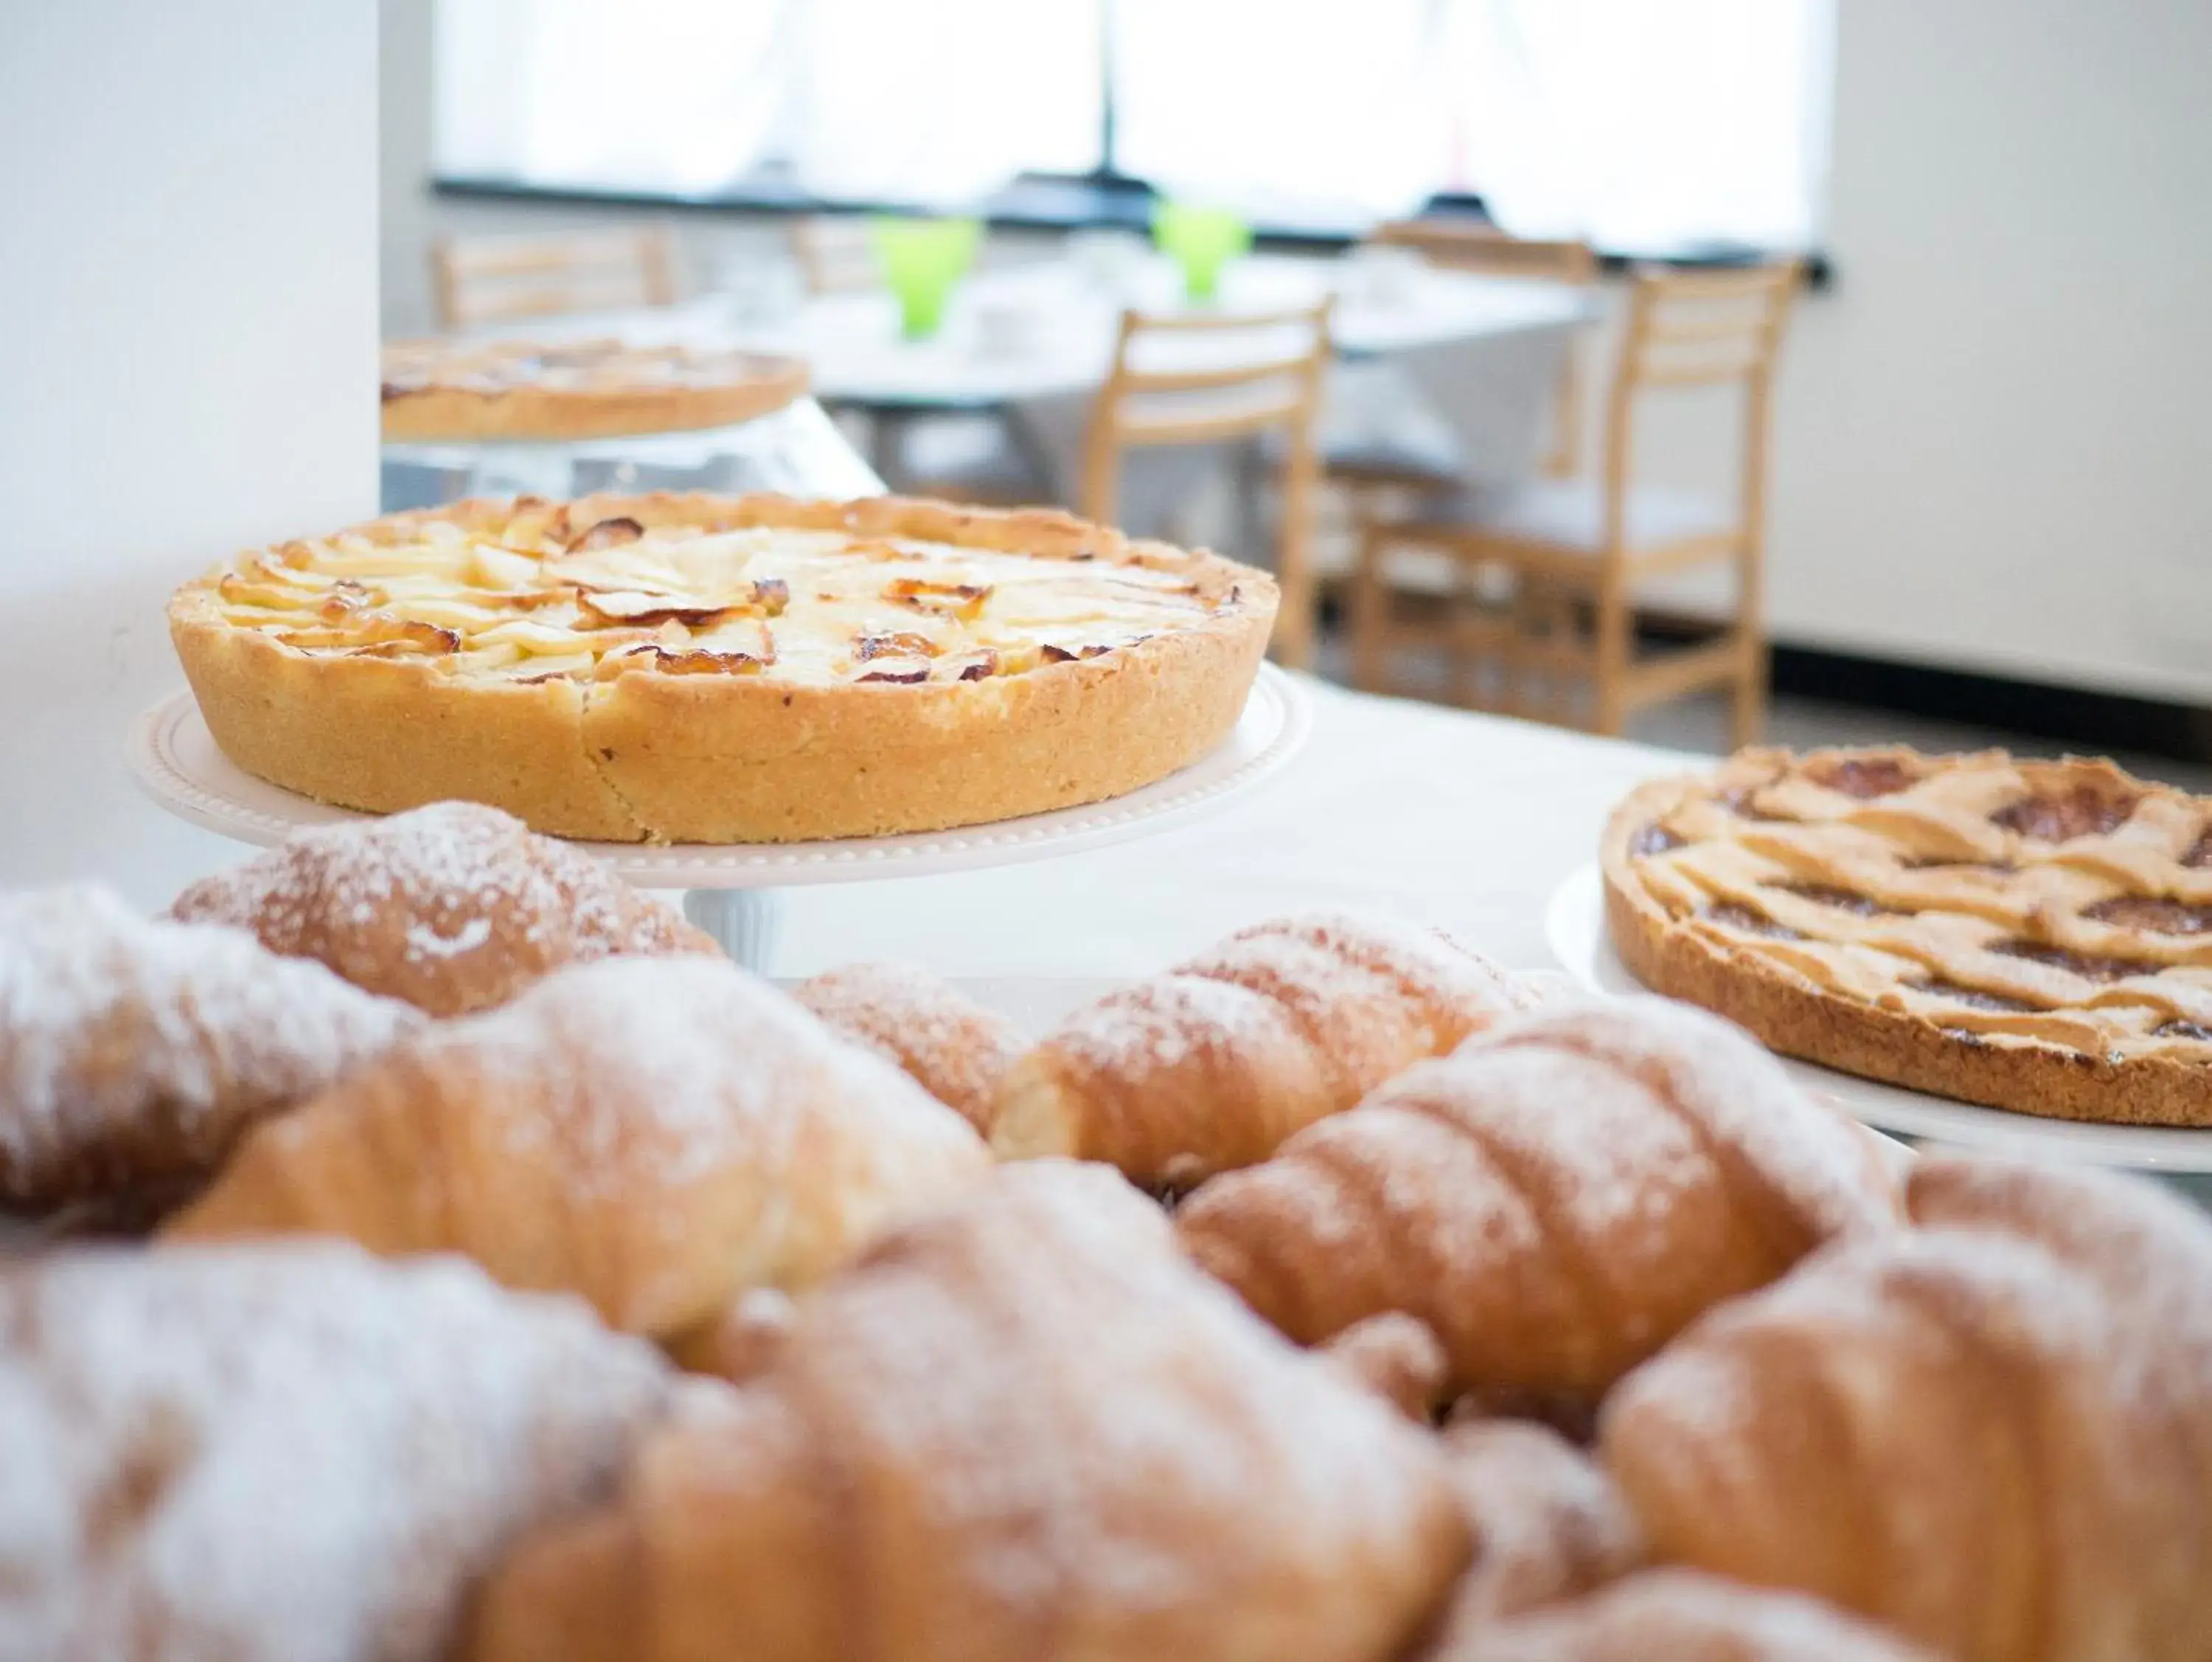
left=1612, top=748, right=2212, bottom=1092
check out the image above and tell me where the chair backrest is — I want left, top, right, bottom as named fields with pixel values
left=1599, top=260, right=1802, bottom=553
left=1371, top=220, right=1597, bottom=476
left=1079, top=301, right=1334, bottom=526
left=430, top=228, right=677, bottom=330
left=1371, top=219, right=1598, bottom=286
left=789, top=215, right=880, bottom=295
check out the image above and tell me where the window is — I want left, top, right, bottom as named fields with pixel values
left=433, top=0, right=1832, bottom=251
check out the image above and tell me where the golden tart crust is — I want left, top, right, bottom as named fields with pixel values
left=1601, top=746, right=2212, bottom=1127
left=379, top=338, right=810, bottom=442
left=170, top=493, right=1276, bottom=844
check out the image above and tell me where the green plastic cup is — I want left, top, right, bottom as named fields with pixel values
left=870, top=215, right=982, bottom=340
left=1152, top=201, right=1251, bottom=303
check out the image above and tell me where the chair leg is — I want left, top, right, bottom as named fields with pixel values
left=1591, top=580, right=1632, bottom=737
left=1731, top=627, right=1768, bottom=748
left=1349, top=525, right=1388, bottom=693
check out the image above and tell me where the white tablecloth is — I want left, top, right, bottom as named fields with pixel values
left=537, top=255, right=1596, bottom=517
left=771, top=675, right=1688, bottom=978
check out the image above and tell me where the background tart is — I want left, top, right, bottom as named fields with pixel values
left=1601, top=746, right=2212, bottom=1126
left=169, top=492, right=1276, bottom=844
left=379, top=338, right=810, bottom=442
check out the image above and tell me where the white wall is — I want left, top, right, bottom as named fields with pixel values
left=0, top=2, right=380, bottom=903
left=378, top=0, right=2212, bottom=704
left=1761, top=0, right=2212, bottom=702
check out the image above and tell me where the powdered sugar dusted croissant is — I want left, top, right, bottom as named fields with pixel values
left=990, top=911, right=1541, bottom=1189
left=166, top=957, right=990, bottom=1340
left=793, top=961, right=1026, bottom=1134
left=1177, top=998, right=1896, bottom=1403
left=1602, top=1158, right=2212, bottom=1662
left=465, top=1161, right=1470, bottom=1662
left=1449, top=1571, right=1938, bottom=1662
left=0, top=1240, right=675, bottom=1662
left=1426, top=1420, right=1644, bottom=1644
left=169, top=801, right=720, bottom=1017
left=0, top=885, right=422, bottom=1213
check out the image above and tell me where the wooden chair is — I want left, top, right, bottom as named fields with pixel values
left=1347, top=260, right=1801, bottom=744
left=789, top=215, right=880, bottom=295
left=1365, top=218, right=1598, bottom=479
left=1081, top=301, right=1334, bottom=668
left=429, top=228, right=676, bottom=330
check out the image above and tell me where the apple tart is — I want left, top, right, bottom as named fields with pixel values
left=1604, top=747, right=2212, bottom=1125
left=168, top=493, right=1276, bottom=843
left=380, top=337, right=810, bottom=442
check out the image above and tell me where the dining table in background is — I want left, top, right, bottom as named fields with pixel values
left=470, top=250, right=1601, bottom=535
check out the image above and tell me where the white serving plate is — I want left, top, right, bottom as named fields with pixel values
left=1545, top=862, right=2212, bottom=1172
left=128, top=663, right=1311, bottom=890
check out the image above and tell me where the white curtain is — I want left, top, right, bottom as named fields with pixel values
left=787, top=0, right=1100, bottom=205
left=1438, top=0, right=1832, bottom=251
left=434, top=0, right=797, bottom=194
left=432, top=0, right=1831, bottom=247
left=1110, top=0, right=1445, bottom=220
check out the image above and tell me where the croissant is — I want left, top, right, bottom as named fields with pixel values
left=1423, top=1420, right=1644, bottom=1646
left=0, top=884, right=422, bottom=1214
left=1447, top=1571, right=1937, bottom=1662
left=991, top=911, right=1541, bottom=1189
left=464, top=1160, right=1471, bottom=1662
left=169, top=800, right=719, bottom=1017
left=1176, top=998, right=1896, bottom=1403
left=1599, top=1161, right=2212, bottom=1662
left=1320, top=1311, right=1452, bottom=1421
left=165, top=956, right=990, bottom=1341
left=0, top=1239, right=675, bottom=1662
left=792, top=961, right=1026, bottom=1134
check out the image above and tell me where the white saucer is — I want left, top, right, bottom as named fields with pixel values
left=128, top=664, right=1311, bottom=890
left=1544, top=863, right=2212, bottom=1172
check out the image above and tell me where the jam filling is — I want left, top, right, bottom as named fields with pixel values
left=2188, top=830, right=2212, bottom=869
left=1701, top=901, right=1804, bottom=940
left=1806, top=757, right=1916, bottom=799
left=1772, top=881, right=1902, bottom=917
left=1990, top=941, right=2160, bottom=982
left=2155, top=1019, right=2212, bottom=1043
left=1914, top=978, right=2037, bottom=1013
left=1990, top=784, right=2140, bottom=842
left=1631, top=822, right=1686, bottom=858
left=2082, top=896, right=2212, bottom=936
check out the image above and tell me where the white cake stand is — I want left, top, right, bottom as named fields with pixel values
left=127, top=664, right=1312, bottom=970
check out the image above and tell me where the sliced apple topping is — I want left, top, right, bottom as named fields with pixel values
left=855, top=630, right=943, bottom=661
left=884, top=577, right=992, bottom=622
left=565, top=515, right=645, bottom=552
left=281, top=617, right=460, bottom=654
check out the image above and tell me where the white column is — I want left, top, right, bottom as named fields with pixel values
left=0, top=1, right=378, bottom=905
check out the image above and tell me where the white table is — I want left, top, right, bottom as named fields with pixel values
left=768, top=675, right=1679, bottom=978
left=546, top=254, right=1598, bottom=512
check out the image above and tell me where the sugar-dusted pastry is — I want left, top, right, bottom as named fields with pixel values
left=990, top=911, right=1542, bottom=1189
left=465, top=1161, right=1470, bottom=1662
left=1426, top=1421, right=1644, bottom=1642
left=793, top=962, right=1026, bottom=1134
left=170, top=801, right=719, bottom=1017
left=0, top=885, right=422, bottom=1214
left=1318, top=1312, right=1451, bottom=1422
left=1600, top=1162, right=2212, bottom=1662
left=1604, top=746, right=2212, bottom=1125
left=1176, top=999, right=1896, bottom=1402
left=0, top=1239, right=675, bottom=1662
left=1448, top=1571, right=1938, bottom=1662
left=165, top=956, right=990, bottom=1341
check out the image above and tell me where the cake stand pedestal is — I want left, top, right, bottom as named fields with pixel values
left=127, top=665, right=1312, bottom=973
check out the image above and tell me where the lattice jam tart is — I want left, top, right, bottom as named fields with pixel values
left=380, top=338, right=810, bottom=442
left=170, top=493, right=1276, bottom=844
left=1603, top=748, right=2212, bottom=1126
